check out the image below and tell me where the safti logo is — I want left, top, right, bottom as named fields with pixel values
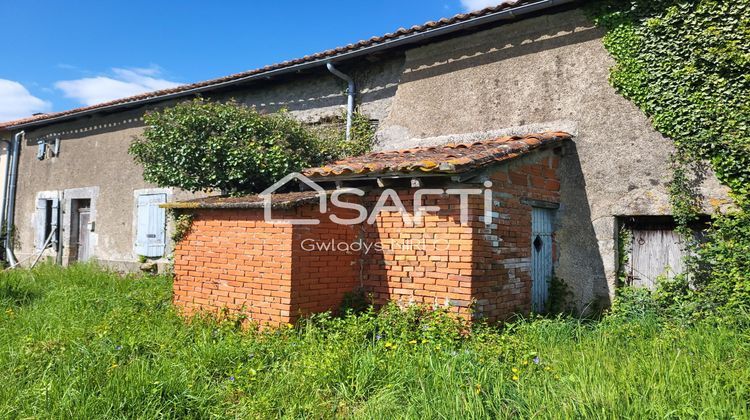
left=259, top=172, right=495, bottom=226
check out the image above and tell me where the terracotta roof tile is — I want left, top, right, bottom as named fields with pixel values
left=0, top=0, right=555, bottom=129
left=303, top=131, right=571, bottom=179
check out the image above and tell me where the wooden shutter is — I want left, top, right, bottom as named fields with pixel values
left=135, top=193, right=167, bottom=257
left=34, top=199, right=49, bottom=250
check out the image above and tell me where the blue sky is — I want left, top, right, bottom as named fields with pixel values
left=0, top=0, right=497, bottom=121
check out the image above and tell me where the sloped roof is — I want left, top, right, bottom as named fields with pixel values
left=303, top=131, right=571, bottom=179
left=166, top=131, right=570, bottom=210
left=1, top=0, right=574, bottom=130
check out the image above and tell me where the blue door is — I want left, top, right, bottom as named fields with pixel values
left=531, top=208, right=554, bottom=312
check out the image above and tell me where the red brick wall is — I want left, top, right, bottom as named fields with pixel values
left=290, top=205, right=360, bottom=317
left=472, top=151, right=561, bottom=321
left=172, top=149, right=561, bottom=325
left=173, top=206, right=360, bottom=326
left=173, top=209, right=294, bottom=326
left=362, top=190, right=475, bottom=317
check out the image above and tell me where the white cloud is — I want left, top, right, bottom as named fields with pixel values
left=55, top=67, right=181, bottom=106
left=460, top=0, right=503, bottom=11
left=0, top=79, right=52, bottom=122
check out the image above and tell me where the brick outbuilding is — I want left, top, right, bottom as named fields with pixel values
left=167, top=132, right=570, bottom=326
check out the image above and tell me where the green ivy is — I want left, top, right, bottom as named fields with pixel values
left=589, top=0, right=750, bottom=312
left=170, top=212, right=194, bottom=244
left=311, top=110, right=376, bottom=162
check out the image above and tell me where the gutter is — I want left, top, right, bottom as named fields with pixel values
left=5, top=0, right=573, bottom=130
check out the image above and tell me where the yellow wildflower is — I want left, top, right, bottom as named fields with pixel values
left=409, top=340, right=417, bottom=345
left=512, top=375, right=519, bottom=381
left=511, top=367, right=519, bottom=374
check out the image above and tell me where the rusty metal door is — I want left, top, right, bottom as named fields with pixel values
left=531, top=207, right=554, bottom=312
left=77, top=206, right=91, bottom=262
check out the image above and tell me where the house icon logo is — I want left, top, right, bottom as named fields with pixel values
left=259, top=172, right=327, bottom=224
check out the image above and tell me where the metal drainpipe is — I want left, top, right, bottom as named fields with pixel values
left=326, top=63, right=355, bottom=141
left=0, top=139, right=11, bottom=240
left=4, top=131, right=23, bottom=267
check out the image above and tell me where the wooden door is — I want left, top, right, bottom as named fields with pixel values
left=628, top=229, right=685, bottom=289
left=134, top=193, right=167, bottom=257
left=77, top=207, right=91, bottom=262
left=531, top=207, right=554, bottom=312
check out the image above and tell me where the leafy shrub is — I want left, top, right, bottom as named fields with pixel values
left=129, top=98, right=374, bottom=195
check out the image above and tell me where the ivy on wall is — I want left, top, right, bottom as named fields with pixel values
left=589, top=0, right=750, bottom=312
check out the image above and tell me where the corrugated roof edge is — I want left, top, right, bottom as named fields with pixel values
left=1, top=0, right=574, bottom=130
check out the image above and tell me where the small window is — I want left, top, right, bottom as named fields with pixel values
left=135, top=193, right=167, bottom=257
left=36, top=138, right=60, bottom=160
left=35, top=197, right=59, bottom=251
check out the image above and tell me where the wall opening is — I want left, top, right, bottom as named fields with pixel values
left=618, top=216, right=708, bottom=289
left=70, top=199, right=92, bottom=262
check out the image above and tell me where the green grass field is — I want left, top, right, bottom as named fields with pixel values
left=1, top=264, right=748, bottom=418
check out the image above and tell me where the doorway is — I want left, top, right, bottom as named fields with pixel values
left=531, top=207, right=555, bottom=312
left=70, top=199, right=91, bottom=262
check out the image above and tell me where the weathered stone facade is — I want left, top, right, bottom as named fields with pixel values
left=0, top=4, right=732, bottom=311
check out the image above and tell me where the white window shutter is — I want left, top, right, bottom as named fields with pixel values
left=36, top=141, right=46, bottom=160
left=35, top=199, right=49, bottom=250
left=135, top=194, right=167, bottom=257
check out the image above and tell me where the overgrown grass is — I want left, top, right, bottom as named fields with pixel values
left=1, top=265, right=748, bottom=418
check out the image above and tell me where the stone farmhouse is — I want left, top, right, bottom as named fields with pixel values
left=0, top=0, right=731, bottom=317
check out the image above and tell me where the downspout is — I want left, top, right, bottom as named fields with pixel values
left=4, top=131, right=23, bottom=267
left=0, top=139, right=11, bottom=246
left=326, top=63, right=355, bottom=141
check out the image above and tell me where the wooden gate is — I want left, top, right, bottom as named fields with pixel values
left=531, top=207, right=554, bottom=312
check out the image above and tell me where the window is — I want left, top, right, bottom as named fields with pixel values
left=36, top=137, right=60, bottom=160
left=35, top=197, right=59, bottom=251
left=135, top=193, right=167, bottom=257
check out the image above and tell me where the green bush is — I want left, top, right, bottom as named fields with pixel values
left=129, top=99, right=374, bottom=195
